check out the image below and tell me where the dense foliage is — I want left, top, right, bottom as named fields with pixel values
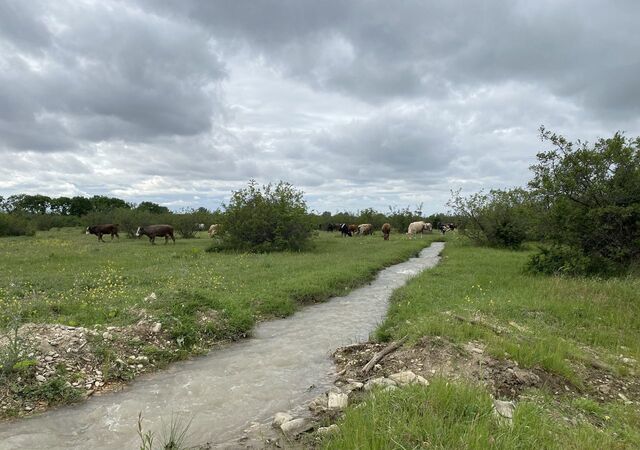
left=527, top=128, right=640, bottom=275
left=447, top=188, right=534, bottom=249
left=215, top=180, right=314, bottom=252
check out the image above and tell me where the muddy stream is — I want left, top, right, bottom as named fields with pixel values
left=0, top=242, right=443, bottom=449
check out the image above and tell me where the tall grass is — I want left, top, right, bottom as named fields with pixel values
left=322, top=380, right=640, bottom=449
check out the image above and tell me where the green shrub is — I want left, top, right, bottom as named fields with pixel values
left=448, top=188, right=532, bottom=249
left=0, top=213, right=35, bottom=237
left=213, top=180, right=314, bottom=252
left=528, top=128, right=640, bottom=276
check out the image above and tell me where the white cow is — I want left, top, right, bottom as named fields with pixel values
left=208, top=224, right=220, bottom=238
left=407, top=221, right=428, bottom=239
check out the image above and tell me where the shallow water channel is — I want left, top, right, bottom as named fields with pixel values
left=0, top=242, right=443, bottom=449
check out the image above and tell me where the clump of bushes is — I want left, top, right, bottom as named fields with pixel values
left=447, top=188, right=533, bottom=249
left=527, top=128, right=640, bottom=276
left=0, top=213, right=35, bottom=237
left=211, top=180, right=314, bottom=252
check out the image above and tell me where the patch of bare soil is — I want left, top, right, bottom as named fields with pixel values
left=332, top=336, right=640, bottom=404
left=0, top=317, right=178, bottom=419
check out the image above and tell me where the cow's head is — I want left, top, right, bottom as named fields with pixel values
left=85, top=226, right=91, bottom=234
left=135, top=226, right=143, bottom=237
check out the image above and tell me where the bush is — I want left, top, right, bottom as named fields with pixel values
left=0, top=213, right=35, bottom=237
left=213, top=180, right=314, bottom=252
left=528, top=128, right=640, bottom=275
left=448, top=188, right=532, bottom=249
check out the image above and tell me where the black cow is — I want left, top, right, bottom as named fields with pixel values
left=136, top=224, right=176, bottom=244
left=338, top=223, right=352, bottom=237
left=86, top=224, right=119, bottom=242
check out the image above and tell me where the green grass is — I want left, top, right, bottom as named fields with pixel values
left=0, top=228, right=439, bottom=344
left=322, top=379, right=640, bottom=450
left=322, top=235, right=640, bottom=449
left=377, top=235, right=640, bottom=381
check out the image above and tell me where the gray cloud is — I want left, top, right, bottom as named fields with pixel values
left=1, top=0, right=639, bottom=213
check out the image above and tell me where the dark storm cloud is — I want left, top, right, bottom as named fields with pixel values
left=0, top=1, right=226, bottom=152
left=1, top=0, right=639, bottom=212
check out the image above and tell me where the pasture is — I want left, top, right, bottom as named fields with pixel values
left=0, top=227, right=439, bottom=341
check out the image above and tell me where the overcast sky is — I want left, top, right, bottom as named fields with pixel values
left=1, top=1, right=639, bottom=214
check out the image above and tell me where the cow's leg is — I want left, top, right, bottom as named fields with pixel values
left=150, top=236, right=155, bottom=244
left=98, top=233, right=104, bottom=242
left=171, top=234, right=175, bottom=243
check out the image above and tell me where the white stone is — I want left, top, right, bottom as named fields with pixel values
left=317, top=424, right=339, bottom=435
left=280, top=418, right=314, bottom=437
left=415, top=375, right=430, bottom=386
left=272, top=412, right=293, bottom=428
left=151, top=322, right=162, bottom=333
left=328, top=392, right=348, bottom=410
left=493, top=399, right=516, bottom=419
left=388, top=371, right=417, bottom=385
left=35, top=375, right=46, bottom=382
left=364, top=377, right=397, bottom=391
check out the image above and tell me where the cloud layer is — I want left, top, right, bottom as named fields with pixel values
left=1, top=0, right=639, bottom=213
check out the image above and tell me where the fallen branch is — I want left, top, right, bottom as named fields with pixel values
left=452, top=314, right=503, bottom=335
left=361, top=336, right=408, bottom=374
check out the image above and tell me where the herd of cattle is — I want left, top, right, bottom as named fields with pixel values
left=86, top=221, right=455, bottom=244
left=330, top=221, right=456, bottom=239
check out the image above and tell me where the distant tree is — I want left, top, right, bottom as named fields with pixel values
left=90, top=195, right=130, bottom=211
left=448, top=188, right=533, bottom=249
left=49, top=196, right=72, bottom=215
left=69, top=196, right=93, bottom=216
left=136, top=201, right=170, bottom=214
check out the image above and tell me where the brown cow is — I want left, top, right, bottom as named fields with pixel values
left=357, top=224, right=373, bottom=235
left=86, top=224, right=119, bottom=242
left=381, top=223, right=391, bottom=240
left=348, top=224, right=358, bottom=235
left=136, top=225, right=175, bottom=244
left=208, top=224, right=220, bottom=238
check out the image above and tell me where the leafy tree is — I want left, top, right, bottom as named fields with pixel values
left=448, top=188, right=532, bottom=249
left=215, top=180, right=314, bottom=252
left=527, top=127, right=640, bottom=275
left=136, top=201, right=170, bottom=215
left=69, top=196, right=93, bottom=216
left=89, top=195, right=130, bottom=211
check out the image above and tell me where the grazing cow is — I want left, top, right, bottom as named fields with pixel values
left=208, top=224, right=220, bottom=238
left=381, top=223, right=391, bottom=240
left=85, top=224, right=119, bottom=242
left=357, top=223, right=373, bottom=236
left=407, top=221, right=429, bottom=239
left=195, top=223, right=206, bottom=231
left=348, top=224, right=358, bottom=235
left=338, top=223, right=352, bottom=237
left=136, top=225, right=175, bottom=244
left=424, top=222, right=433, bottom=233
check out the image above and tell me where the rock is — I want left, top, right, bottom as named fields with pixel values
left=493, top=399, right=516, bottom=419
left=512, top=368, right=540, bottom=386
left=388, top=371, right=417, bottom=386
left=44, top=356, right=54, bottom=362
left=317, top=424, right=339, bottom=435
left=272, top=412, right=293, bottom=428
left=415, top=375, right=430, bottom=386
left=328, top=392, right=348, bottom=410
left=144, top=292, right=157, bottom=302
left=364, top=377, right=397, bottom=391
left=102, top=332, right=112, bottom=340
left=383, top=385, right=398, bottom=392
left=151, top=323, right=162, bottom=334
left=308, top=394, right=328, bottom=413
left=280, top=418, right=314, bottom=437
left=35, top=375, right=46, bottom=382
left=343, top=381, right=364, bottom=393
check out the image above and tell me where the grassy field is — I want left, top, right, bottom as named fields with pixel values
left=0, top=228, right=439, bottom=341
left=322, top=235, right=640, bottom=449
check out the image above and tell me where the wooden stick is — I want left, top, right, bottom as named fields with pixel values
left=361, top=336, right=408, bottom=374
left=452, top=314, right=503, bottom=335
